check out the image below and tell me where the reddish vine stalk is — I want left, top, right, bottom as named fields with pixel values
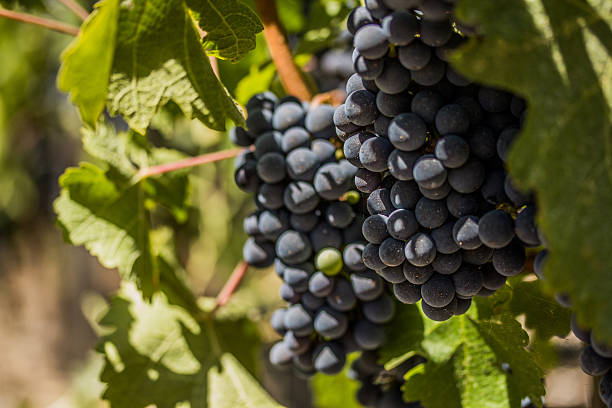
left=0, top=8, right=79, bottom=36
left=213, top=261, right=250, bottom=312
left=57, top=0, right=89, bottom=21
left=254, top=0, right=313, bottom=101
left=135, top=147, right=249, bottom=181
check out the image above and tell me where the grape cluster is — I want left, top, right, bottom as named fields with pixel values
left=348, top=351, right=424, bottom=408
left=335, top=0, right=541, bottom=321
left=232, top=93, right=398, bottom=376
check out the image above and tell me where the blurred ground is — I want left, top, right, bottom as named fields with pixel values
left=0, top=225, right=118, bottom=407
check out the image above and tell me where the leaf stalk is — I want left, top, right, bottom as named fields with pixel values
left=213, top=261, right=250, bottom=313
left=57, top=0, right=89, bottom=21
left=0, top=8, right=79, bottom=35
left=134, top=147, right=249, bottom=181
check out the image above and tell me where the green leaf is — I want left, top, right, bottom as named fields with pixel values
left=508, top=279, right=571, bottom=341
left=474, top=279, right=571, bottom=341
left=235, top=63, right=277, bottom=106
left=98, top=284, right=266, bottom=408
left=187, top=0, right=263, bottom=62
left=208, top=354, right=284, bottom=408
left=420, top=316, right=464, bottom=364
left=54, top=125, right=191, bottom=298
left=403, top=359, right=461, bottom=408
left=58, top=0, right=119, bottom=127
left=55, top=163, right=157, bottom=294
left=312, top=355, right=362, bottom=408
left=107, top=0, right=244, bottom=134
left=452, top=0, right=612, bottom=341
left=473, top=314, right=546, bottom=408
left=85, top=124, right=191, bottom=220
left=377, top=303, right=424, bottom=369
left=400, top=309, right=545, bottom=408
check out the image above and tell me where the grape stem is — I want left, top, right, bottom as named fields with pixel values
left=134, top=146, right=250, bottom=181
left=0, top=8, right=79, bottom=36
left=212, top=261, right=250, bottom=312
left=57, top=0, right=89, bottom=21
left=311, top=89, right=346, bottom=107
left=254, top=0, right=313, bottom=101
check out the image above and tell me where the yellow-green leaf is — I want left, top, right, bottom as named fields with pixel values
left=57, top=0, right=119, bottom=127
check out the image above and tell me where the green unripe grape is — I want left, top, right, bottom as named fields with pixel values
left=315, top=248, right=343, bottom=276
left=342, top=190, right=361, bottom=205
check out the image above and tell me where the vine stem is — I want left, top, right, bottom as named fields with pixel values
left=213, top=261, right=250, bottom=312
left=57, top=0, right=89, bottom=21
left=254, top=0, right=313, bottom=101
left=134, top=146, right=249, bottom=181
left=0, top=8, right=79, bottom=36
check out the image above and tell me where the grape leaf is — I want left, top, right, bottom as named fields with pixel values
left=54, top=125, right=191, bottom=299
left=473, top=314, right=546, bottom=408
left=452, top=0, right=612, bottom=341
left=58, top=0, right=119, bottom=127
left=59, top=0, right=245, bottom=132
left=401, top=311, right=545, bottom=408
left=187, top=0, right=263, bottom=62
left=507, top=279, right=571, bottom=341
left=474, top=279, right=571, bottom=341
left=55, top=163, right=158, bottom=295
left=208, top=354, right=283, bottom=408
left=403, top=359, right=461, bottom=408
left=107, top=0, right=244, bottom=134
left=98, top=284, right=267, bottom=408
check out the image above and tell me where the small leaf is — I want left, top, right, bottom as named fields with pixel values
left=108, top=0, right=244, bottom=134
left=508, top=279, right=571, bottom=341
left=58, top=0, right=119, bottom=127
left=475, top=280, right=571, bottom=341
left=187, top=0, right=263, bottom=62
left=209, top=354, right=283, bottom=408
left=452, top=0, right=612, bottom=341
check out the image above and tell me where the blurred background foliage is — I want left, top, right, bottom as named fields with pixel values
left=0, top=0, right=597, bottom=407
